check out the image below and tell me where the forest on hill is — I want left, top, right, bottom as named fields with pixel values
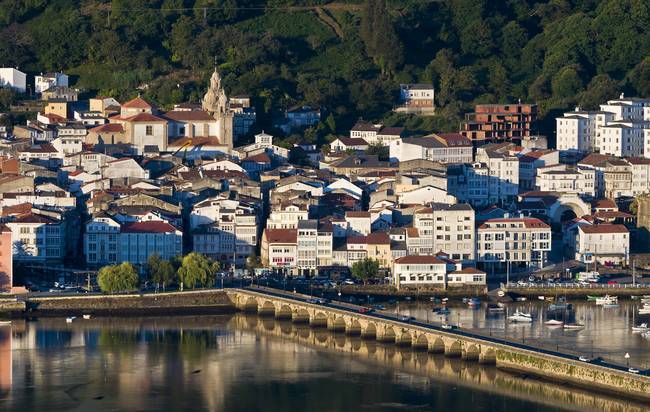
left=1, top=0, right=649, bottom=147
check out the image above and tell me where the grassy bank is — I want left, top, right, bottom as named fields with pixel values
left=20, top=290, right=237, bottom=317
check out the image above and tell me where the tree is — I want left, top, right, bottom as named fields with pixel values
left=366, top=143, right=389, bottom=161
left=177, top=252, right=218, bottom=289
left=146, top=253, right=175, bottom=291
left=98, top=262, right=139, bottom=293
left=246, top=251, right=262, bottom=272
left=351, top=258, right=380, bottom=285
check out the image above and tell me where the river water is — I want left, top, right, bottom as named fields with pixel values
left=387, top=299, right=650, bottom=368
left=0, top=314, right=648, bottom=412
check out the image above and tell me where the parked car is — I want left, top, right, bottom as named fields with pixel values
left=441, top=323, right=455, bottom=330
left=358, top=307, right=373, bottom=314
left=306, top=298, right=320, bottom=304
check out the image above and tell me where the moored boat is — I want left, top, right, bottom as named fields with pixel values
left=595, top=295, right=618, bottom=305
left=487, top=303, right=505, bottom=312
left=0, top=320, right=11, bottom=326
left=468, top=297, right=481, bottom=307
left=507, top=311, right=532, bottom=323
left=66, top=316, right=76, bottom=323
left=544, top=319, right=564, bottom=326
left=631, top=323, right=648, bottom=332
left=515, top=297, right=527, bottom=302
left=83, top=314, right=91, bottom=320
left=587, top=295, right=599, bottom=301
left=564, top=323, right=585, bottom=330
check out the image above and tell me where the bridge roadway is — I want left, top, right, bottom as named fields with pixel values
left=227, top=286, right=650, bottom=402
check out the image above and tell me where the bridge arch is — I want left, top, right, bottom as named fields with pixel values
left=258, top=300, right=276, bottom=316
left=328, top=316, right=346, bottom=333
left=479, top=348, right=497, bottom=365
left=361, top=322, right=377, bottom=339
left=395, top=329, right=412, bottom=347
left=430, top=337, right=445, bottom=353
left=275, top=304, right=292, bottom=319
left=242, top=296, right=258, bottom=312
left=413, top=334, right=429, bottom=351
left=548, top=195, right=591, bottom=223
left=377, top=326, right=396, bottom=343
left=462, top=344, right=480, bottom=361
left=292, top=308, right=310, bottom=323
left=445, top=340, right=462, bottom=357
left=311, top=311, right=328, bottom=327
left=346, top=319, right=362, bottom=336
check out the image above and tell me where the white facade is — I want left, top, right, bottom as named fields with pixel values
left=0, top=68, right=27, bottom=92
left=411, top=204, right=475, bottom=262
left=35, top=72, right=69, bottom=94
left=389, top=135, right=473, bottom=164
left=477, top=218, right=551, bottom=269
left=296, top=220, right=333, bottom=273
left=576, top=224, right=629, bottom=266
left=132, top=122, right=167, bottom=155
left=393, top=256, right=448, bottom=289
left=7, top=214, right=64, bottom=262
left=266, top=205, right=308, bottom=229
left=398, top=185, right=457, bottom=205
left=535, top=164, right=596, bottom=196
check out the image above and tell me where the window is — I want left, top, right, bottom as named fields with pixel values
left=146, top=125, right=153, bottom=136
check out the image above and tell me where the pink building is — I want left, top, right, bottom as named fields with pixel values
left=0, top=224, right=12, bottom=290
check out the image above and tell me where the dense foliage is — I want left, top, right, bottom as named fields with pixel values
left=146, top=253, right=176, bottom=291
left=2, top=0, right=650, bottom=146
left=351, top=258, right=379, bottom=284
left=177, top=252, right=220, bottom=289
left=97, top=262, right=139, bottom=293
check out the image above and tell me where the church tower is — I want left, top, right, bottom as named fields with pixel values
left=202, top=68, right=234, bottom=149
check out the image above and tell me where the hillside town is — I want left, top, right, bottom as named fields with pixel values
left=0, top=66, right=648, bottom=293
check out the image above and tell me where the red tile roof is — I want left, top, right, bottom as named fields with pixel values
left=345, top=211, right=371, bottom=218
left=123, top=113, right=167, bottom=123
left=122, top=96, right=152, bottom=109
left=394, top=255, right=446, bottom=264
left=243, top=153, right=271, bottom=164
left=121, top=221, right=179, bottom=233
left=479, top=217, right=550, bottom=229
left=90, top=123, right=124, bottom=133
left=264, top=228, right=297, bottom=244
left=164, top=110, right=215, bottom=122
left=366, top=232, right=390, bottom=244
left=11, top=213, right=57, bottom=224
left=579, top=224, right=628, bottom=234
left=451, top=267, right=486, bottom=275
left=592, top=198, right=617, bottom=210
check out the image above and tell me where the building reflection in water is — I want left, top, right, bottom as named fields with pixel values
left=0, top=325, right=11, bottom=399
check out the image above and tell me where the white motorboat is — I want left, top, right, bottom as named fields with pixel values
left=0, top=320, right=11, bottom=326
left=515, top=297, right=527, bottom=302
left=66, top=316, right=76, bottom=323
left=595, top=295, right=618, bottom=305
left=632, top=323, right=649, bottom=332
left=544, top=319, right=564, bottom=326
left=508, top=311, right=532, bottom=323
left=602, top=303, right=620, bottom=309
left=82, top=314, right=91, bottom=320
left=564, top=323, right=585, bottom=329
left=639, top=307, right=650, bottom=315
left=538, top=296, right=545, bottom=301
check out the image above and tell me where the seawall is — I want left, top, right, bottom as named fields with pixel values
left=340, top=284, right=487, bottom=297
left=21, top=290, right=237, bottom=316
left=504, top=286, right=650, bottom=298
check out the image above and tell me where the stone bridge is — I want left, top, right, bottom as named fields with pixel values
left=227, top=289, right=496, bottom=363
left=226, top=288, right=650, bottom=402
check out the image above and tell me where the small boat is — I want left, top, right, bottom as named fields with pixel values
left=429, top=297, right=440, bottom=303
left=462, top=297, right=469, bottom=303
left=602, top=303, right=619, bottom=309
left=66, top=316, right=76, bottom=323
left=545, top=296, right=555, bottom=302
left=544, top=319, right=564, bottom=326
left=508, top=311, right=532, bottom=323
left=549, top=302, right=573, bottom=312
left=538, top=296, right=545, bottom=301
left=587, top=295, right=600, bottom=301
left=405, top=296, right=412, bottom=301
left=515, top=297, right=527, bottom=302
left=497, top=290, right=505, bottom=297
left=632, top=323, right=649, bottom=332
left=639, top=307, right=650, bottom=315
left=0, top=320, right=11, bottom=326
left=82, top=314, right=91, bottom=320
left=441, top=297, right=449, bottom=303
left=595, top=295, right=618, bottom=305
left=564, top=323, right=585, bottom=330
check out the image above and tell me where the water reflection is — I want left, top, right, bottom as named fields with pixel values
left=0, top=315, right=647, bottom=412
left=390, top=300, right=650, bottom=367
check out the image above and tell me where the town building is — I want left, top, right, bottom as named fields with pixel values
left=575, top=224, right=629, bottom=266
left=535, top=164, right=596, bottom=197
left=35, top=72, right=69, bottom=94
left=0, top=68, right=26, bottom=92
left=261, top=228, right=297, bottom=274
left=389, top=133, right=473, bottom=164
left=476, top=218, right=552, bottom=271
left=394, top=84, right=435, bottom=115
left=0, top=225, right=12, bottom=291
left=296, top=219, right=333, bottom=275
left=460, top=103, right=537, bottom=144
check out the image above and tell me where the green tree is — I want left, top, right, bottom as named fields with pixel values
left=366, top=143, right=389, bottom=161
left=351, top=258, right=380, bottom=285
left=579, top=74, right=619, bottom=110
left=552, top=65, right=584, bottom=100
left=98, top=262, right=139, bottom=293
left=177, top=252, right=218, bottom=289
left=146, top=253, right=175, bottom=291
left=627, top=57, right=650, bottom=97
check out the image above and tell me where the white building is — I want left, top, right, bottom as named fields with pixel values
left=349, top=121, right=404, bottom=145
left=0, top=68, right=27, bottom=93
left=393, top=256, right=448, bottom=288
left=389, top=133, right=473, bottom=164
left=474, top=146, right=519, bottom=205
left=266, top=204, right=308, bottom=229
left=477, top=218, right=551, bottom=270
left=7, top=212, right=64, bottom=262
left=395, top=84, right=435, bottom=114
left=410, top=203, right=475, bottom=262
left=261, top=228, right=297, bottom=273
left=296, top=219, right=333, bottom=274
left=35, top=72, right=69, bottom=94
left=576, top=224, right=629, bottom=266
left=344, top=211, right=371, bottom=236
left=535, top=164, right=596, bottom=197
left=517, top=149, right=559, bottom=191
